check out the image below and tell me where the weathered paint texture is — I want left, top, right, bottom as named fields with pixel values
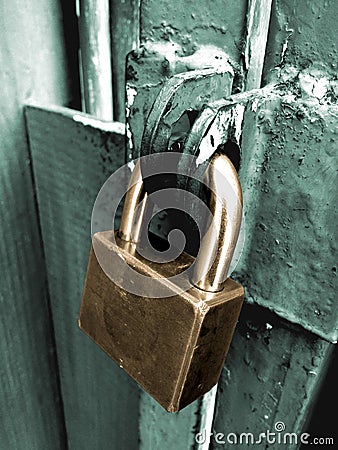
left=0, top=1, right=79, bottom=447
left=25, top=106, right=139, bottom=450
left=211, top=304, right=333, bottom=449
left=139, top=373, right=200, bottom=448
left=263, top=0, right=338, bottom=83
left=126, top=0, right=248, bottom=159
left=236, top=90, right=337, bottom=342
left=141, top=0, right=247, bottom=65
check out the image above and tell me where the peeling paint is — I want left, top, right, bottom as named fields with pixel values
left=280, top=25, right=294, bottom=66
left=127, top=160, right=135, bottom=172
left=299, top=71, right=330, bottom=100
left=263, top=0, right=337, bottom=84
left=231, top=104, right=245, bottom=144
left=126, top=122, right=134, bottom=162
left=126, top=86, right=138, bottom=110
left=145, top=41, right=234, bottom=73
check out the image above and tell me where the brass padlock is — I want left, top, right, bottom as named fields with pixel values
left=79, top=153, right=244, bottom=412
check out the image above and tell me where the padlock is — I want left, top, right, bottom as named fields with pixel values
left=79, top=153, right=244, bottom=412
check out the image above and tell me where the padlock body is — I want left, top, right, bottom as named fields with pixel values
left=79, top=231, right=244, bottom=412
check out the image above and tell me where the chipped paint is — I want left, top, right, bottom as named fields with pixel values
left=127, top=160, right=135, bottom=172
left=72, top=114, right=125, bottom=134
left=145, top=41, right=234, bottom=73
left=231, top=104, right=245, bottom=144
left=299, top=71, right=330, bottom=100
left=280, top=26, right=294, bottom=66
left=196, top=104, right=245, bottom=166
left=126, top=86, right=138, bottom=111
left=263, top=0, right=337, bottom=85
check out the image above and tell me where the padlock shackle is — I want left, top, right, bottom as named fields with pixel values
left=191, top=154, right=243, bottom=292
left=119, top=160, right=148, bottom=243
left=119, top=154, right=243, bottom=293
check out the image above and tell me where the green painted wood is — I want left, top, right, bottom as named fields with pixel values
left=25, top=105, right=140, bottom=450
left=0, top=1, right=80, bottom=447
left=210, top=304, right=334, bottom=449
left=139, top=391, right=201, bottom=449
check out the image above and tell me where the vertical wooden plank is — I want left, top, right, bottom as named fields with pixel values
left=139, top=394, right=202, bottom=449
left=26, top=105, right=140, bottom=450
left=0, top=0, right=78, bottom=447
left=78, top=0, right=114, bottom=120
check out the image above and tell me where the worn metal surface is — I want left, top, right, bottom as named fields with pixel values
left=80, top=148, right=244, bottom=412
left=126, top=0, right=246, bottom=160
left=129, top=1, right=337, bottom=441
left=191, top=154, right=243, bottom=292
left=25, top=106, right=139, bottom=449
left=140, top=0, right=247, bottom=66
left=80, top=234, right=243, bottom=412
left=244, top=0, right=273, bottom=90
left=127, top=66, right=234, bottom=164
left=263, top=0, right=337, bottom=84
left=238, top=92, right=337, bottom=343
left=182, top=88, right=337, bottom=342
left=140, top=69, right=233, bottom=157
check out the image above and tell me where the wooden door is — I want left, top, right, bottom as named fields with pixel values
left=2, top=0, right=337, bottom=449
